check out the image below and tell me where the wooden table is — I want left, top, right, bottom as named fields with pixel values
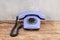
left=0, top=21, right=60, bottom=40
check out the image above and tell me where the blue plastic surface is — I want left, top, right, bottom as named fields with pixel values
left=18, top=11, right=45, bottom=29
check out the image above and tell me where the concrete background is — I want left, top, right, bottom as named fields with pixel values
left=0, top=0, right=60, bottom=20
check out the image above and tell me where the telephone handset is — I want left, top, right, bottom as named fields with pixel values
left=10, top=11, right=45, bottom=37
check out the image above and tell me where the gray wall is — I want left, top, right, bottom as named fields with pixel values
left=0, top=0, right=60, bottom=20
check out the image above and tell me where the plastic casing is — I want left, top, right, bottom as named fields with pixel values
left=18, top=11, right=45, bottom=29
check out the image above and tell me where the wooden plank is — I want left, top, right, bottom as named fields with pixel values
left=0, top=20, right=60, bottom=40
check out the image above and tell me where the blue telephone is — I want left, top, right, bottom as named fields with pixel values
left=10, top=11, right=45, bottom=37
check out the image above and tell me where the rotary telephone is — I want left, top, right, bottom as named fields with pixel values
left=10, top=11, right=45, bottom=37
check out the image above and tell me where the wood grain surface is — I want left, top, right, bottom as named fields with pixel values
left=0, top=20, right=60, bottom=40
